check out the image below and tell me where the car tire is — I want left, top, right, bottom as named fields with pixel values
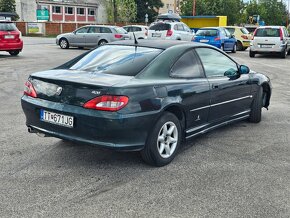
left=9, top=50, right=20, bottom=56
left=237, top=41, right=243, bottom=51
left=232, top=43, right=237, bottom=53
left=249, top=87, right=263, bottom=123
left=98, top=40, right=108, bottom=46
left=59, top=38, right=69, bottom=49
left=140, top=112, right=182, bottom=167
left=249, top=50, right=255, bottom=58
left=280, top=48, right=287, bottom=59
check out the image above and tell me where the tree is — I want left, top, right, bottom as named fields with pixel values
left=135, top=0, right=164, bottom=23
left=245, top=0, right=288, bottom=25
left=106, top=0, right=136, bottom=23
left=0, top=0, right=18, bottom=20
left=117, top=0, right=137, bottom=22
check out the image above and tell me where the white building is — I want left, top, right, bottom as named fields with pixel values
left=16, top=0, right=107, bottom=23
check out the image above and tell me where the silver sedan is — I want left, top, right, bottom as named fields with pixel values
left=56, top=25, right=129, bottom=49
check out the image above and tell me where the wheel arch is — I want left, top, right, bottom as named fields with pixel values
left=162, top=104, right=186, bottom=138
left=261, top=82, right=271, bottom=109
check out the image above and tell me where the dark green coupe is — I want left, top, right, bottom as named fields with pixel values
left=21, top=40, right=271, bottom=166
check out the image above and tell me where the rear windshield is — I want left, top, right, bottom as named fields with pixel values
left=255, top=28, right=280, bottom=37
left=0, top=22, right=17, bottom=31
left=70, top=45, right=162, bottom=76
left=114, top=27, right=127, bottom=34
left=241, top=27, right=249, bottom=34
left=149, top=23, right=171, bottom=31
left=196, top=29, right=218, bottom=37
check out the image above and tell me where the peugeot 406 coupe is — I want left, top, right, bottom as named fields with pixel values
left=21, top=40, right=272, bottom=166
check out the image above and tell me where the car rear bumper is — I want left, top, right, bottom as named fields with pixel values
left=21, top=95, right=159, bottom=151
left=250, top=45, right=286, bottom=53
left=0, top=41, right=23, bottom=51
left=241, top=40, right=250, bottom=47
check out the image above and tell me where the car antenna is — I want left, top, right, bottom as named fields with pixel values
left=132, top=32, right=138, bottom=45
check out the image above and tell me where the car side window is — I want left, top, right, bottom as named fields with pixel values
left=170, top=50, right=204, bottom=78
left=177, top=24, right=184, bottom=31
left=174, top=24, right=178, bottom=30
left=88, top=27, right=100, bottom=33
left=123, top=27, right=130, bottom=32
left=101, top=27, right=112, bottom=33
left=224, top=28, right=231, bottom=37
left=75, top=27, right=89, bottom=34
left=132, top=27, right=142, bottom=32
left=195, top=48, right=238, bottom=78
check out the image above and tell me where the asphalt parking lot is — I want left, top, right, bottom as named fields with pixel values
left=1, top=37, right=290, bottom=217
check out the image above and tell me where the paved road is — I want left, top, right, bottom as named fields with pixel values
left=1, top=37, right=290, bottom=217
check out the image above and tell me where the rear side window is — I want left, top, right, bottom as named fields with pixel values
left=196, top=29, right=218, bottom=37
left=255, top=28, right=280, bottom=37
left=241, top=27, right=249, bottom=34
left=70, top=45, right=162, bottom=76
left=0, top=23, right=17, bottom=31
left=149, top=23, right=171, bottom=31
left=170, top=50, right=203, bottom=78
left=88, top=27, right=100, bottom=33
left=101, top=27, right=112, bottom=33
left=132, top=27, right=142, bottom=32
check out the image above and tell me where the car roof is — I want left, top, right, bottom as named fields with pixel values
left=123, top=25, right=148, bottom=28
left=257, top=26, right=283, bottom=29
left=108, top=40, right=210, bottom=50
left=82, top=25, right=120, bottom=29
left=198, top=27, right=220, bottom=30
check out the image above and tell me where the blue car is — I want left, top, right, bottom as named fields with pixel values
left=193, top=27, right=237, bottom=53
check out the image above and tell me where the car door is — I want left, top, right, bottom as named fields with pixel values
left=183, top=24, right=193, bottom=41
left=195, top=47, right=252, bottom=123
left=220, top=28, right=233, bottom=50
left=169, top=49, right=211, bottom=134
left=86, top=26, right=101, bottom=47
left=70, top=26, right=89, bottom=47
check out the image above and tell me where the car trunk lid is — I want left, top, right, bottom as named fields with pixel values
left=30, top=69, right=133, bottom=106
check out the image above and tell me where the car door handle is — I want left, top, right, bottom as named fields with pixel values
left=212, top=84, right=219, bottom=89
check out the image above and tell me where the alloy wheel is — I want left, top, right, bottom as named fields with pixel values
left=157, top=121, right=178, bottom=159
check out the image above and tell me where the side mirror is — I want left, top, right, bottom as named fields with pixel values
left=239, top=65, right=250, bottom=74
left=224, top=69, right=238, bottom=78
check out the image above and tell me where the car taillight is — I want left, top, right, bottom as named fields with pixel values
left=241, top=35, right=248, bottom=40
left=24, top=81, right=37, bottom=98
left=279, top=28, right=283, bottom=41
left=83, top=95, right=129, bottom=111
left=214, top=37, right=220, bottom=41
left=252, top=29, right=257, bottom=40
left=166, top=30, right=173, bottom=37
left=114, top=34, right=123, bottom=39
left=145, top=29, right=148, bottom=36
left=192, top=36, right=195, bottom=41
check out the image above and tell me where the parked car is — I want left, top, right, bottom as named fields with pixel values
left=193, top=27, right=237, bottom=53
left=21, top=40, right=271, bottom=167
left=223, top=26, right=252, bottom=51
left=0, top=21, right=23, bottom=56
left=56, top=25, right=129, bottom=49
left=147, top=21, right=194, bottom=41
left=250, top=26, right=290, bottom=58
left=123, top=25, right=148, bottom=39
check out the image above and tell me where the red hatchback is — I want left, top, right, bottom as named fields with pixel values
left=0, top=21, right=23, bottom=56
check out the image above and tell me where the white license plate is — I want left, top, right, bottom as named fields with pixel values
left=40, top=109, right=74, bottom=128
left=4, top=35, right=15, bottom=39
left=261, top=45, right=273, bottom=48
left=152, top=33, right=161, bottom=37
left=200, top=39, right=209, bottom=42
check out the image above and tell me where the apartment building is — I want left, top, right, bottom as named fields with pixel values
left=16, top=0, right=107, bottom=23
